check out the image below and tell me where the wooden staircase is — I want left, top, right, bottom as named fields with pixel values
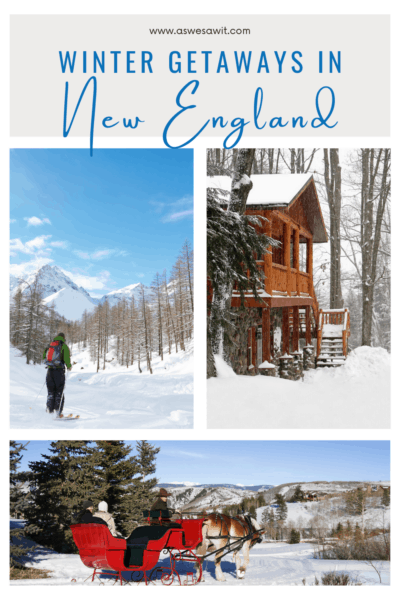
left=316, top=308, right=351, bottom=367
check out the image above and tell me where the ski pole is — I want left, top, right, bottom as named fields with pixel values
left=34, top=381, right=46, bottom=404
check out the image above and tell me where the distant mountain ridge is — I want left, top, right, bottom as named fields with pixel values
left=157, top=483, right=274, bottom=492
left=10, top=264, right=147, bottom=321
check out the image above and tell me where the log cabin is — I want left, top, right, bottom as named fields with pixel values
left=207, top=173, right=350, bottom=379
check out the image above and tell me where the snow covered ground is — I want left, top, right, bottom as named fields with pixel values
left=256, top=501, right=390, bottom=531
left=208, top=346, right=390, bottom=429
left=10, top=342, right=193, bottom=429
left=11, top=519, right=389, bottom=586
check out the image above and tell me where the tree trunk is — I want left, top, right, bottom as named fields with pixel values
left=323, top=149, right=343, bottom=309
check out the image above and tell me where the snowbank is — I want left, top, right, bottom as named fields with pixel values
left=208, top=346, right=390, bottom=429
left=10, top=340, right=193, bottom=429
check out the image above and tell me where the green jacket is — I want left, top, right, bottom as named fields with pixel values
left=43, top=335, right=72, bottom=369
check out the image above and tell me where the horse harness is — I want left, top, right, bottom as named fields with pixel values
left=207, top=514, right=255, bottom=549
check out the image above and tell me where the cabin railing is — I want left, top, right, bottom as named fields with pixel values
left=317, top=308, right=351, bottom=357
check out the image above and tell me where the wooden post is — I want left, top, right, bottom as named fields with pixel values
left=264, top=214, right=273, bottom=296
left=292, top=306, right=299, bottom=352
left=262, top=308, right=271, bottom=363
left=293, top=227, right=300, bottom=295
left=306, top=236, right=313, bottom=296
left=284, top=222, right=291, bottom=293
left=305, top=306, right=312, bottom=346
left=252, top=326, right=257, bottom=369
left=282, top=308, right=290, bottom=355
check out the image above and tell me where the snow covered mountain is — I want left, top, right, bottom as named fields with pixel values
left=10, top=264, right=150, bottom=321
left=11, top=265, right=98, bottom=321
left=154, top=484, right=273, bottom=511
left=99, top=283, right=150, bottom=307
left=42, top=287, right=97, bottom=321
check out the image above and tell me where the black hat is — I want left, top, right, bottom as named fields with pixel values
left=58, top=332, right=66, bottom=339
left=83, top=500, right=94, bottom=510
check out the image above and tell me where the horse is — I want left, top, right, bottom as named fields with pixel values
left=194, top=513, right=264, bottom=582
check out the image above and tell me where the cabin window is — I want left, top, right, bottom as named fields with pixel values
left=272, top=239, right=283, bottom=265
left=271, top=220, right=284, bottom=265
left=299, top=236, right=307, bottom=272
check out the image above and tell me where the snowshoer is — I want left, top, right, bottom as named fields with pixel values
left=43, top=332, right=72, bottom=415
left=94, top=501, right=119, bottom=537
left=79, top=500, right=108, bottom=525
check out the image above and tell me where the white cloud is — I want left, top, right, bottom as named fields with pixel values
left=157, top=195, right=194, bottom=223
left=61, top=269, right=111, bottom=291
left=10, top=257, right=54, bottom=278
left=169, top=481, right=200, bottom=487
left=92, top=249, right=113, bottom=260
left=161, top=209, right=193, bottom=223
left=73, top=248, right=128, bottom=261
left=50, top=241, right=68, bottom=249
left=10, top=235, right=52, bottom=256
left=24, top=216, right=51, bottom=227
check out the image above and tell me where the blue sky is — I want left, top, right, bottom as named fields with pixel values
left=10, top=149, right=193, bottom=295
left=15, top=441, right=390, bottom=486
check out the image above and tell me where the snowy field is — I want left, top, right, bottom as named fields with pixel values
left=10, top=342, right=193, bottom=429
left=10, top=520, right=389, bottom=587
left=208, top=346, right=390, bottom=429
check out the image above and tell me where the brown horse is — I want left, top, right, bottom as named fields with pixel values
left=195, top=513, right=264, bottom=582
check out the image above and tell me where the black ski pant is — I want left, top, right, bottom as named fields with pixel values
left=46, top=368, right=65, bottom=414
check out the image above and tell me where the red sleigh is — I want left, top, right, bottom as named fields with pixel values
left=70, top=514, right=205, bottom=586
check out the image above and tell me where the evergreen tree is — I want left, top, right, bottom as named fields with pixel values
left=289, top=529, right=301, bottom=544
left=345, top=520, right=353, bottom=537
left=355, top=487, right=366, bottom=516
left=10, top=441, right=31, bottom=568
left=381, top=487, right=390, bottom=507
left=24, top=441, right=96, bottom=553
left=274, top=493, right=288, bottom=523
left=248, top=505, right=256, bottom=519
left=292, top=485, right=304, bottom=502
left=261, top=508, right=270, bottom=525
left=91, top=441, right=139, bottom=537
left=128, top=441, right=160, bottom=525
left=336, top=522, right=343, bottom=538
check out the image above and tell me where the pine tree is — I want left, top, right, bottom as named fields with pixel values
left=336, top=522, right=343, bottom=538
left=292, top=485, right=304, bottom=502
left=275, top=493, right=288, bottom=523
left=381, top=487, right=390, bottom=507
left=10, top=441, right=31, bottom=568
left=248, top=505, right=256, bottom=519
left=92, top=441, right=139, bottom=537
left=127, top=441, right=160, bottom=525
left=289, top=529, right=300, bottom=544
left=24, top=441, right=96, bottom=553
left=345, top=520, right=352, bottom=537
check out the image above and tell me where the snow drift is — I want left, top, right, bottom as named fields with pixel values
left=208, top=346, right=390, bottom=429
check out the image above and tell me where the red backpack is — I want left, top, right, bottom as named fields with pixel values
left=45, top=340, right=64, bottom=368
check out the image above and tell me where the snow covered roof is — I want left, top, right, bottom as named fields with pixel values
left=207, top=174, right=311, bottom=206
left=207, top=173, right=328, bottom=243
